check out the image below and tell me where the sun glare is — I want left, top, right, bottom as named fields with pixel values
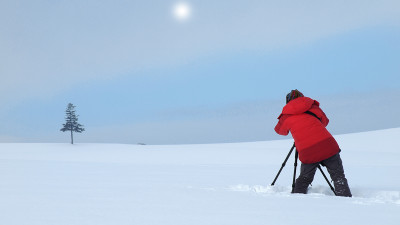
left=173, top=2, right=191, bottom=22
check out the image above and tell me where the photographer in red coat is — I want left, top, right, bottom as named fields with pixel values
left=275, top=90, right=352, bottom=197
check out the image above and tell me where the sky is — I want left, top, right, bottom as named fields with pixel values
left=0, top=0, right=399, bottom=144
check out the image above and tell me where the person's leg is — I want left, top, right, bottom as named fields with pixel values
left=321, top=153, right=352, bottom=197
left=293, top=162, right=318, bottom=194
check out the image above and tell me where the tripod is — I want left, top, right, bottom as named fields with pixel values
left=271, top=143, right=336, bottom=196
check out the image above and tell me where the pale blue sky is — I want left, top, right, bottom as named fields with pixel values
left=1, top=0, right=399, bottom=144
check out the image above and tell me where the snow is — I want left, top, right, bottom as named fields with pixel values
left=1, top=128, right=399, bottom=225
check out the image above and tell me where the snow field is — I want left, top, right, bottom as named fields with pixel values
left=0, top=128, right=399, bottom=225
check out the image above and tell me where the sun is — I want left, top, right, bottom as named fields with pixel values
left=172, top=2, right=192, bottom=21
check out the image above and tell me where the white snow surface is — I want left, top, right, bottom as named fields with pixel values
left=1, top=128, right=399, bottom=225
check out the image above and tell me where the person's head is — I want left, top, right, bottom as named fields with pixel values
left=286, top=89, right=304, bottom=103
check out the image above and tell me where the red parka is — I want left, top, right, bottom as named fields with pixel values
left=275, top=97, right=339, bottom=164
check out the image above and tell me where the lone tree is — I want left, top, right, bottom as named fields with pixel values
left=60, top=103, right=85, bottom=144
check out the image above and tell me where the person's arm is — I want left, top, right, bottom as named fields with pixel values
left=319, top=109, right=329, bottom=127
left=309, top=106, right=329, bottom=127
left=275, top=115, right=290, bottom=136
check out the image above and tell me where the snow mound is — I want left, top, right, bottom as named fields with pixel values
left=229, top=184, right=400, bottom=205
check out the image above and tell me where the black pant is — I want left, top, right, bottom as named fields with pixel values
left=293, top=153, right=352, bottom=197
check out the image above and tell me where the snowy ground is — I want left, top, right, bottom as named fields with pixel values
left=1, top=128, right=399, bottom=225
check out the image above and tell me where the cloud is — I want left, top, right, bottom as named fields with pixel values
left=0, top=0, right=399, bottom=109
left=2, top=88, right=400, bottom=144
left=0, top=135, right=23, bottom=143
left=195, top=0, right=400, bottom=49
left=57, top=89, right=400, bottom=144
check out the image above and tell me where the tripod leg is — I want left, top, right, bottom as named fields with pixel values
left=271, top=143, right=296, bottom=186
left=291, top=151, right=298, bottom=193
left=317, top=165, right=337, bottom=196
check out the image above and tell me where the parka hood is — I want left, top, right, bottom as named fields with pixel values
left=278, top=97, right=319, bottom=118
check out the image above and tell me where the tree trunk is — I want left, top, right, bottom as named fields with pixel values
left=70, top=130, right=74, bottom=144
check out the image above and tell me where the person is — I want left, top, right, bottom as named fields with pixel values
left=274, top=90, right=352, bottom=197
